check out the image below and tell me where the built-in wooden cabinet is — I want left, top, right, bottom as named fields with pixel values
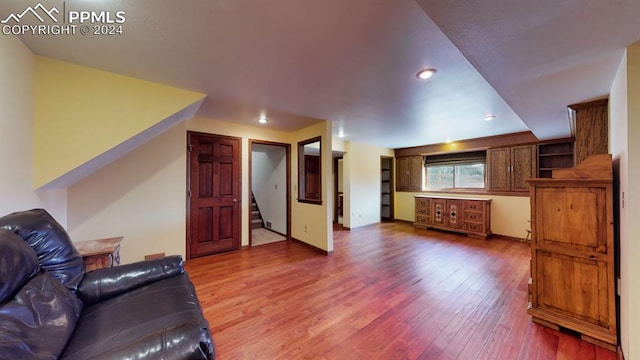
left=414, top=196, right=491, bottom=237
left=537, top=139, right=574, bottom=178
left=527, top=155, right=616, bottom=350
left=396, top=155, right=422, bottom=192
left=487, top=145, right=537, bottom=192
left=569, top=99, right=608, bottom=166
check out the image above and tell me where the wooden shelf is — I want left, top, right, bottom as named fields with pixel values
left=537, top=140, right=574, bottom=178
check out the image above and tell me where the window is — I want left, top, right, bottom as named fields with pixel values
left=423, top=151, right=486, bottom=190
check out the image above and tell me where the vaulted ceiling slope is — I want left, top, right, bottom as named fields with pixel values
left=3, top=0, right=640, bottom=149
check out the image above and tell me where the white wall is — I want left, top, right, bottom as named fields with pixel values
left=251, top=145, right=287, bottom=234
left=67, top=124, right=187, bottom=264
left=0, top=36, right=67, bottom=225
left=611, top=44, right=640, bottom=360
left=342, top=141, right=394, bottom=228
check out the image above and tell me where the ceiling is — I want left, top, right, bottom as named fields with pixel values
left=3, top=0, right=640, bottom=149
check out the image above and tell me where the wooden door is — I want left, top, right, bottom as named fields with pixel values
left=187, top=132, right=241, bottom=258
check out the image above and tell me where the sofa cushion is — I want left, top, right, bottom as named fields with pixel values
left=0, top=271, right=83, bottom=359
left=61, top=273, right=214, bottom=360
left=0, top=209, right=85, bottom=293
left=0, top=229, right=40, bottom=303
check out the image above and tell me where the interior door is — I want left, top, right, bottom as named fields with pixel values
left=187, top=132, right=241, bottom=258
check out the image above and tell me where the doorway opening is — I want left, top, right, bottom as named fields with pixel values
left=249, top=140, right=291, bottom=246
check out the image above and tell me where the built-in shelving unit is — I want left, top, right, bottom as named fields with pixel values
left=537, top=139, right=574, bottom=178
left=381, top=157, right=393, bottom=220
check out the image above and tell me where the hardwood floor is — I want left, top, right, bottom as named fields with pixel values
left=185, top=222, right=616, bottom=360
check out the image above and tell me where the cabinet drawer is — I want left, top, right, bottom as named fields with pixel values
left=463, top=201, right=485, bottom=211
left=464, top=211, right=484, bottom=223
left=416, top=198, right=431, bottom=207
left=416, top=206, right=429, bottom=215
left=464, top=222, right=485, bottom=233
left=415, top=215, right=430, bottom=225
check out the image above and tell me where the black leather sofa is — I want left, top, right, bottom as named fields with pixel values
left=0, top=209, right=215, bottom=359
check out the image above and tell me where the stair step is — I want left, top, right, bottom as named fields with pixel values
left=251, top=219, right=263, bottom=229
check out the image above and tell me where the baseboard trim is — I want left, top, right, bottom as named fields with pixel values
left=291, top=237, right=332, bottom=256
left=490, top=234, right=528, bottom=243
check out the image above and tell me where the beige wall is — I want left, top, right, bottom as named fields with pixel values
left=395, top=192, right=531, bottom=239
left=611, top=43, right=640, bottom=360
left=67, top=124, right=188, bottom=264
left=67, top=116, right=334, bottom=263
left=0, top=36, right=67, bottom=224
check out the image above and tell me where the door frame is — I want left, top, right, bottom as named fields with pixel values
left=248, top=139, right=291, bottom=246
left=186, top=131, right=242, bottom=260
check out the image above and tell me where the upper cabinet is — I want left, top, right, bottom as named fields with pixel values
left=487, top=145, right=537, bottom=192
left=396, top=155, right=422, bottom=192
left=569, top=99, right=609, bottom=165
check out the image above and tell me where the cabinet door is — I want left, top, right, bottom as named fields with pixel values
left=487, top=148, right=511, bottom=191
left=572, top=100, right=608, bottom=166
left=396, top=156, right=422, bottom=191
left=431, top=199, right=462, bottom=229
left=446, top=200, right=462, bottom=229
left=511, top=145, right=537, bottom=192
left=534, top=250, right=612, bottom=329
left=535, top=187, right=608, bottom=253
left=396, top=157, right=409, bottom=190
left=432, top=198, right=447, bottom=227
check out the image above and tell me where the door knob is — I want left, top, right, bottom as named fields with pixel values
left=233, top=199, right=238, bottom=203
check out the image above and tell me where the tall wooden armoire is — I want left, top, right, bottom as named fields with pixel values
left=527, top=154, right=616, bottom=350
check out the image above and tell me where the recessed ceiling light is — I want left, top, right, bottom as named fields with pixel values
left=257, top=113, right=268, bottom=124
left=416, top=68, right=437, bottom=80
left=483, top=115, right=496, bottom=121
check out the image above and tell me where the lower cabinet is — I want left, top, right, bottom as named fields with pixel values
left=414, top=196, right=491, bottom=237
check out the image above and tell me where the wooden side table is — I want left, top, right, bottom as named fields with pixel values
left=75, top=236, right=123, bottom=271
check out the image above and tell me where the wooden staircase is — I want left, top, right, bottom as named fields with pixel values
left=251, top=193, right=264, bottom=229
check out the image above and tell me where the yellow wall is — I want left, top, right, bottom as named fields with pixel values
left=290, top=121, right=334, bottom=252
left=33, top=57, right=205, bottom=189
left=395, top=192, right=531, bottom=239
left=342, top=141, right=394, bottom=228
left=0, top=36, right=67, bottom=223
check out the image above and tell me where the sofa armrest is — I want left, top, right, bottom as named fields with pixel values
left=77, top=255, right=184, bottom=307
